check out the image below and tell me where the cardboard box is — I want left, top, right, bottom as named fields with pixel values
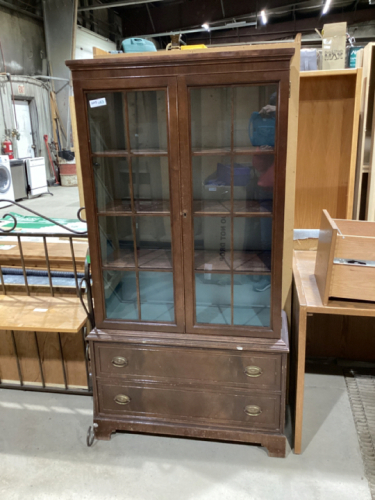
left=322, top=22, right=347, bottom=70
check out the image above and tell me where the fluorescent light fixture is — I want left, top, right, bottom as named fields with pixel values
left=322, top=0, right=332, bottom=14
left=202, top=23, right=210, bottom=31
left=261, top=10, right=267, bottom=25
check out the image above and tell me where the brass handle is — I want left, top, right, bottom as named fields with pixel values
left=244, top=405, right=262, bottom=417
left=244, top=365, right=263, bottom=378
left=112, top=356, right=128, bottom=368
left=114, top=394, right=131, bottom=405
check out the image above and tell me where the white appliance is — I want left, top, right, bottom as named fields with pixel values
left=26, top=157, right=49, bottom=196
left=0, top=155, right=15, bottom=208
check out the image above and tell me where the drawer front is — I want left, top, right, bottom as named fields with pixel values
left=98, top=382, right=281, bottom=431
left=96, top=344, right=282, bottom=390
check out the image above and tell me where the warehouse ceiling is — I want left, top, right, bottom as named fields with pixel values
left=1, top=0, right=374, bottom=46
left=80, top=0, right=375, bottom=47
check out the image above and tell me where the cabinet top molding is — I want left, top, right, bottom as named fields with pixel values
left=66, top=46, right=295, bottom=72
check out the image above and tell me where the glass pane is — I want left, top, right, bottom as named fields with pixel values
left=190, top=87, right=231, bottom=151
left=132, top=156, right=170, bottom=212
left=233, top=217, right=272, bottom=272
left=233, top=85, right=277, bottom=150
left=93, top=157, right=131, bottom=213
left=87, top=92, right=126, bottom=152
left=194, top=216, right=231, bottom=271
left=99, top=216, right=134, bottom=268
left=136, top=216, right=172, bottom=269
left=127, top=90, right=167, bottom=151
left=192, top=156, right=231, bottom=213
left=233, top=275, right=271, bottom=327
left=195, top=273, right=231, bottom=324
left=103, top=270, right=138, bottom=320
left=232, top=155, right=274, bottom=213
left=139, top=271, right=174, bottom=322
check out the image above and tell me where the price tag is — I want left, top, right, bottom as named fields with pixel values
left=89, top=98, right=107, bottom=108
left=33, top=308, right=48, bottom=313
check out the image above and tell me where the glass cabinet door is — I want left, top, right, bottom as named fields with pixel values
left=187, top=83, right=278, bottom=332
left=86, top=85, right=181, bottom=328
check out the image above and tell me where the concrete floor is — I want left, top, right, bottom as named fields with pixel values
left=0, top=367, right=370, bottom=500
left=0, top=185, right=81, bottom=221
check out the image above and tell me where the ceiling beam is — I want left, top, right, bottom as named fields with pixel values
left=0, top=0, right=43, bottom=20
left=78, top=0, right=165, bottom=11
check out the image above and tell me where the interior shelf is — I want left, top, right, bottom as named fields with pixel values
left=102, top=247, right=172, bottom=270
left=193, top=199, right=273, bottom=215
left=98, top=199, right=170, bottom=215
left=92, top=150, right=168, bottom=157
left=191, top=147, right=274, bottom=156
left=194, top=250, right=271, bottom=273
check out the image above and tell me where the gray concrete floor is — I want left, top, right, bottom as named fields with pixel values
left=0, top=367, right=370, bottom=500
left=0, top=185, right=81, bottom=221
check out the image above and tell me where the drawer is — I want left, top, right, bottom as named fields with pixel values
left=95, top=344, right=282, bottom=391
left=97, top=381, right=281, bottom=431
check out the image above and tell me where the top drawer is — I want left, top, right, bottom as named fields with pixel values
left=95, top=344, right=283, bottom=391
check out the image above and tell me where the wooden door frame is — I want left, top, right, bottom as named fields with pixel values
left=72, top=75, right=185, bottom=333
left=177, top=70, right=290, bottom=338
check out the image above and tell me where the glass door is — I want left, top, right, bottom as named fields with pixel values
left=84, top=78, right=184, bottom=331
left=179, top=74, right=286, bottom=337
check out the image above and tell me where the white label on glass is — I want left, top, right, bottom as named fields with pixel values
left=89, top=98, right=107, bottom=108
left=204, top=264, right=212, bottom=271
left=209, top=187, right=216, bottom=192
left=33, top=308, right=48, bottom=313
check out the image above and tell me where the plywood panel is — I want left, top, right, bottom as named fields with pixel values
left=306, top=314, right=375, bottom=362
left=61, top=331, right=88, bottom=388
left=14, top=331, right=42, bottom=386
left=36, top=331, right=65, bottom=387
left=330, top=264, right=375, bottom=302
left=0, top=330, right=20, bottom=384
left=295, top=71, right=361, bottom=229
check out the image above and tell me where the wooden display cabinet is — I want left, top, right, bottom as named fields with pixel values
left=67, top=46, right=293, bottom=457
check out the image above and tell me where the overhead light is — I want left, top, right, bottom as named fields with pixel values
left=260, top=10, right=267, bottom=25
left=322, top=0, right=332, bottom=14
left=202, top=23, right=210, bottom=31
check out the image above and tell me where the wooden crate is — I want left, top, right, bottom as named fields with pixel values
left=295, top=69, right=362, bottom=229
left=315, top=209, right=375, bottom=304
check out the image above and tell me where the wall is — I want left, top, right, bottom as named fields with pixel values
left=0, top=75, right=54, bottom=180
left=43, top=0, right=76, bottom=150
left=0, top=5, right=46, bottom=75
left=75, top=26, right=116, bottom=60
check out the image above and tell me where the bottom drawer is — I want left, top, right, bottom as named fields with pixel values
left=98, top=382, right=281, bottom=432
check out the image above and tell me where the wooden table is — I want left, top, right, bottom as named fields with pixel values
left=292, top=250, right=375, bottom=454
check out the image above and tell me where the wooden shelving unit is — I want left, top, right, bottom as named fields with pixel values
left=354, top=43, right=375, bottom=221
left=294, top=68, right=362, bottom=228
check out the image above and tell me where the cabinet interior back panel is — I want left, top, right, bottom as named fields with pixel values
left=295, top=73, right=358, bottom=229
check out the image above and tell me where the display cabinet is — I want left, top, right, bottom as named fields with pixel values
left=67, top=46, right=293, bottom=457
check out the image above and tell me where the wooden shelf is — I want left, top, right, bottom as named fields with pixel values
left=300, top=69, right=358, bottom=78
left=92, top=150, right=168, bottom=157
left=193, top=199, right=273, bottom=215
left=192, top=147, right=274, bottom=156
left=194, top=250, right=271, bottom=273
left=98, top=199, right=170, bottom=216
left=103, top=248, right=172, bottom=270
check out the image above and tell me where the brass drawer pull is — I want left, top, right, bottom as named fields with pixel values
left=112, top=356, right=128, bottom=368
left=114, top=394, right=131, bottom=405
left=244, top=365, right=263, bottom=378
left=244, top=405, right=262, bottom=417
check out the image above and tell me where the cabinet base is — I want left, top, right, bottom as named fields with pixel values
left=93, top=417, right=287, bottom=458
